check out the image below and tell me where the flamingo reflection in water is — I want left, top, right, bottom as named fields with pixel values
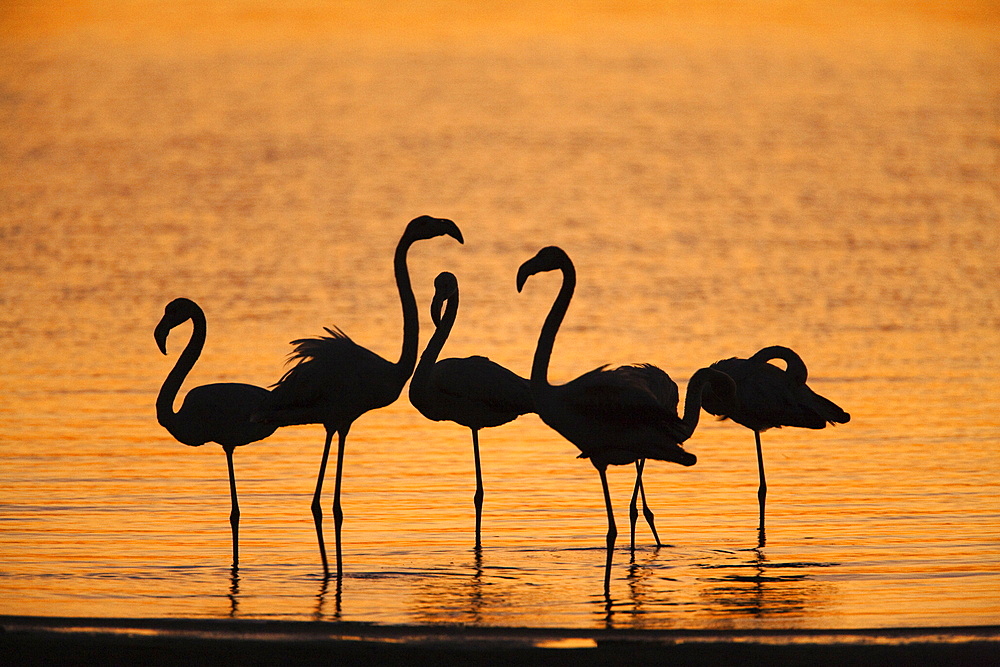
left=409, top=271, right=533, bottom=548
left=701, top=345, right=850, bottom=537
left=516, top=246, right=737, bottom=592
left=154, top=297, right=277, bottom=567
left=252, top=216, right=464, bottom=578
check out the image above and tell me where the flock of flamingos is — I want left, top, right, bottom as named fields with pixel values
left=154, top=215, right=850, bottom=591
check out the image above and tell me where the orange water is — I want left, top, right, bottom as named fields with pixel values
left=1, top=1, right=998, bottom=629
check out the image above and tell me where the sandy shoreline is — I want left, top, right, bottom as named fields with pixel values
left=3, top=616, right=999, bottom=666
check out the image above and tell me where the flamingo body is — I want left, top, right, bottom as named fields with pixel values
left=703, top=346, right=849, bottom=432
left=262, top=327, right=405, bottom=432
left=413, top=355, right=533, bottom=429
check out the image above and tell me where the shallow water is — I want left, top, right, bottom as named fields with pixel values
left=1, top=1, right=998, bottom=630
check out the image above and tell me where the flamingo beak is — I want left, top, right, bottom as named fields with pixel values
left=430, top=293, right=446, bottom=327
left=443, top=218, right=464, bottom=244
left=154, top=322, right=170, bottom=355
left=516, top=263, right=531, bottom=293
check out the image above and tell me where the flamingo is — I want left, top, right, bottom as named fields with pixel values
left=253, top=215, right=464, bottom=576
left=154, top=297, right=277, bottom=567
left=701, top=345, right=850, bottom=532
left=515, top=246, right=737, bottom=591
left=408, top=271, right=533, bottom=548
left=614, top=363, right=737, bottom=551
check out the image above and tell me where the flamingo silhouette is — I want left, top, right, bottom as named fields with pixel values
left=614, top=363, right=737, bottom=551
left=253, top=215, right=464, bottom=577
left=516, top=246, right=736, bottom=591
left=408, top=271, right=533, bottom=548
left=154, top=297, right=277, bottom=567
left=701, top=345, right=850, bottom=533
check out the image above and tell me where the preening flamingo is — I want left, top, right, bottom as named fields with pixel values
left=408, top=271, right=533, bottom=548
left=701, top=345, right=850, bottom=532
left=516, top=246, right=736, bottom=591
left=252, top=215, right=464, bottom=576
left=154, top=297, right=277, bottom=567
left=610, top=364, right=736, bottom=551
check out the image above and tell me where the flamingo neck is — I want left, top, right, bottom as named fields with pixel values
left=412, top=291, right=458, bottom=393
left=156, top=307, right=206, bottom=435
left=680, top=368, right=713, bottom=437
left=394, top=238, right=419, bottom=381
left=531, top=259, right=575, bottom=389
left=750, top=345, right=808, bottom=384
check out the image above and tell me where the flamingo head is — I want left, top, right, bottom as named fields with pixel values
left=404, top=215, right=464, bottom=245
left=698, top=367, right=740, bottom=417
left=430, top=271, right=458, bottom=327
left=672, top=447, right=698, bottom=467
left=516, top=245, right=571, bottom=292
left=154, top=297, right=197, bottom=354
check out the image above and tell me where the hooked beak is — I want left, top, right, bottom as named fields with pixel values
left=154, top=322, right=170, bottom=355
left=443, top=218, right=464, bottom=245
left=430, top=292, right=446, bottom=327
left=516, top=263, right=531, bottom=293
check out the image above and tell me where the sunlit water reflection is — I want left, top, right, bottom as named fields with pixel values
left=1, top=1, right=998, bottom=630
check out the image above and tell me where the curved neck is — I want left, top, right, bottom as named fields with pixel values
left=680, top=368, right=715, bottom=438
left=531, top=259, right=575, bottom=388
left=394, top=237, right=420, bottom=380
left=156, top=308, right=205, bottom=431
left=750, top=345, right=807, bottom=384
left=412, top=290, right=458, bottom=388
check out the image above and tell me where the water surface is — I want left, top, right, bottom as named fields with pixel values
left=1, top=0, right=998, bottom=630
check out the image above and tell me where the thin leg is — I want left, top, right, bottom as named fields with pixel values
left=629, top=460, right=641, bottom=551
left=629, top=460, right=662, bottom=550
left=755, top=430, right=767, bottom=531
left=225, top=447, right=240, bottom=568
left=599, top=467, right=617, bottom=595
left=637, top=461, right=661, bottom=547
left=313, top=430, right=334, bottom=574
left=332, top=426, right=350, bottom=579
left=472, top=429, right=484, bottom=549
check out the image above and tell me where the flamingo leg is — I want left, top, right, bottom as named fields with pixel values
left=628, top=460, right=662, bottom=550
left=755, top=430, right=767, bottom=531
left=313, top=429, right=334, bottom=574
left=637, top=460, right=661, bottom=547
left=629, top=461, right=641, bottom=551
left=225, top=446, right=240, bottom=568
left=332, top=426, right=350, bottom=579
left=599, top=467, right=617, bottom=595
left=472, top=428, right=484, bottom=549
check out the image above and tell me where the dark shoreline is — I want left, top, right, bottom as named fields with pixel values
left=3, top=616, right=999, bottom=666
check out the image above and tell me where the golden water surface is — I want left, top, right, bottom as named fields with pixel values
left=1, top=0, right=998, bottom=629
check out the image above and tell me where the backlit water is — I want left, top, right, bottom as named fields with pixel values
left=1, top=1, right=998, bottom=630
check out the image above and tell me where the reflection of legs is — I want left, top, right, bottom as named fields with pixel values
left=599, top=467, right=617, bottom=595
left=312, top=430, right=334, bottom=574
left=228, top=563, right=240, bottom=618
left=225, top=447, right=240, bottom=567
left=332, top=426, right=350, bottom=579
left=472, top=428, right=483, bottom=549
left=629, top=459, right=662, bottom=551
left=755, top=430, right=767, bottom=532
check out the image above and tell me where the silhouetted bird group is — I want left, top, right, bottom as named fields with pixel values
left=154, top=216, right=850, bottom=589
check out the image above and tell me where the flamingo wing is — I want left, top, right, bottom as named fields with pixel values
left=559, top=366, right=685, bottom=435
left=178, top=383, right=274, bottom=447
left=431, top=356, right=533, bottom=415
